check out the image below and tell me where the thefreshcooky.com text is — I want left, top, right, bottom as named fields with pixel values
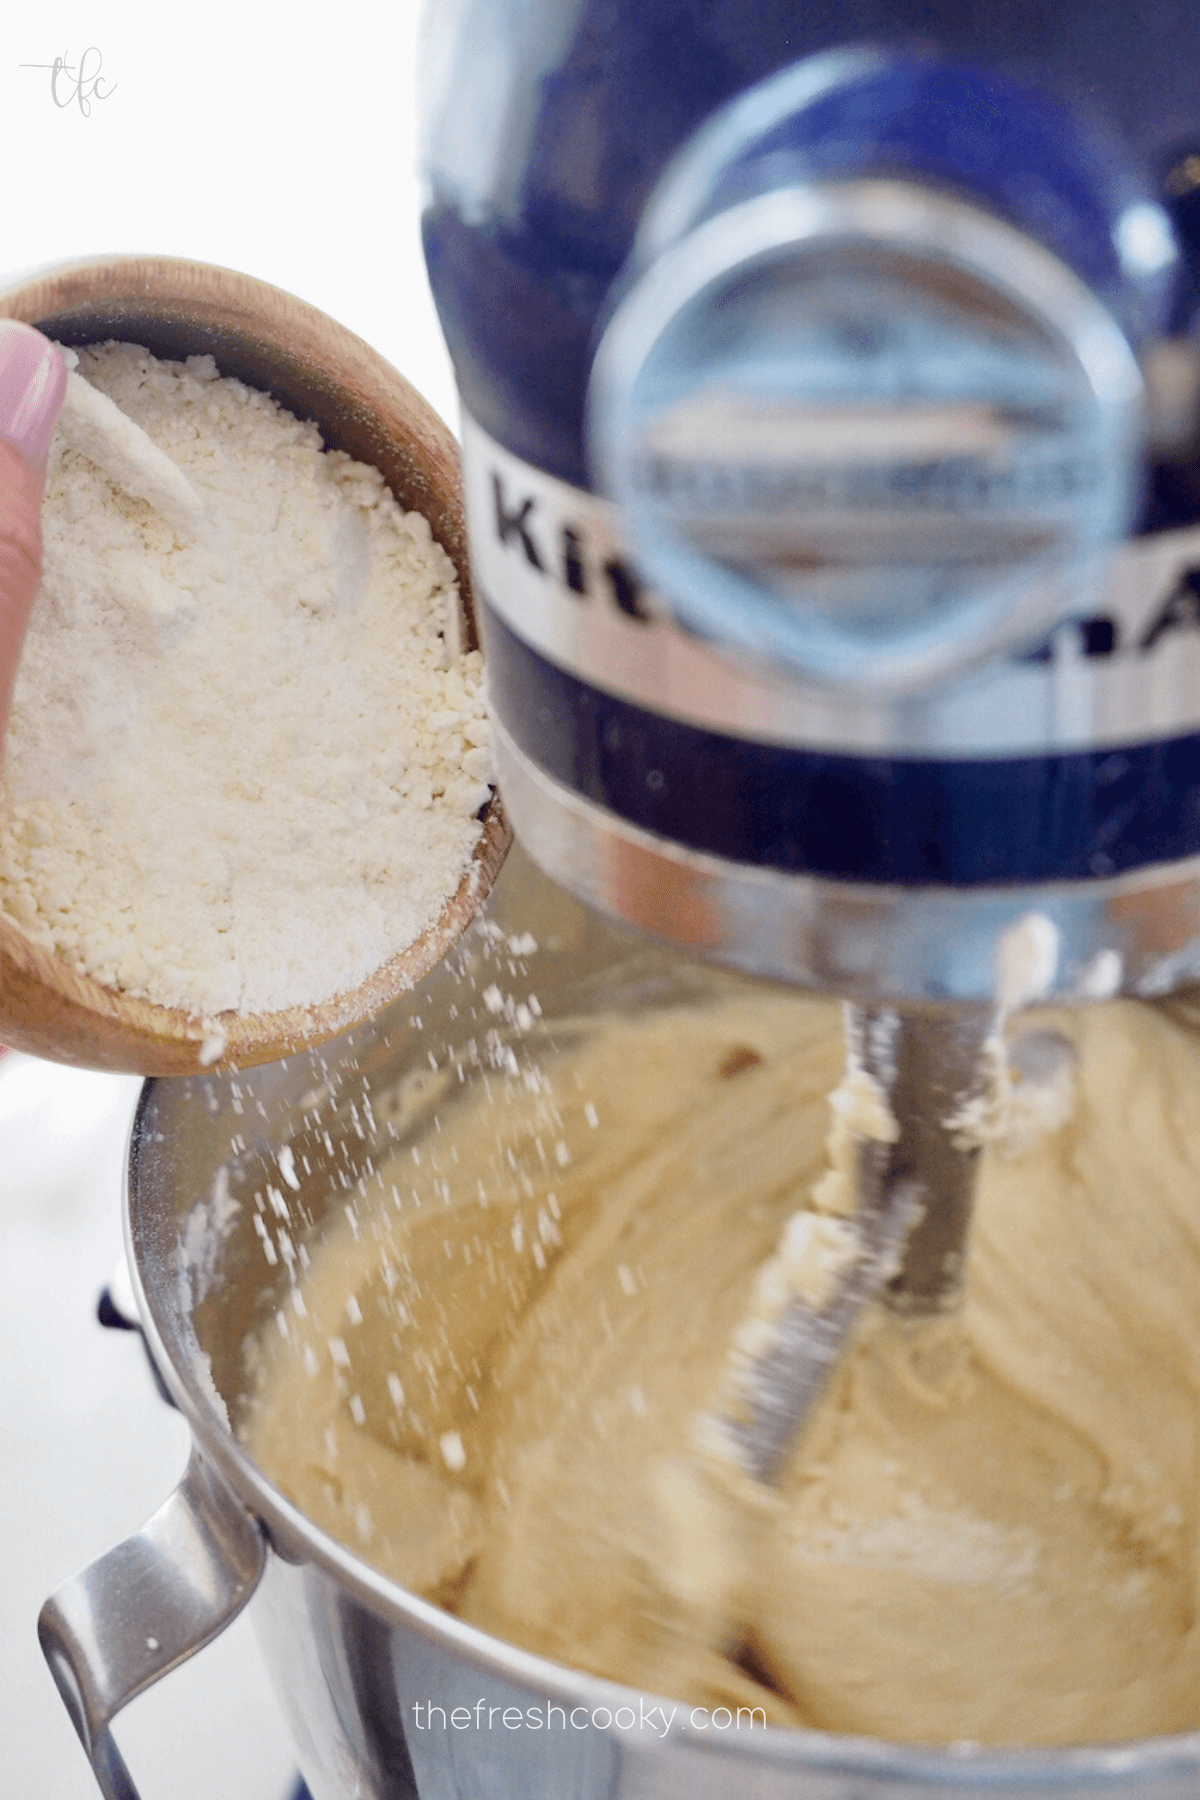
left=410, top=1698, right=766, bottom=1738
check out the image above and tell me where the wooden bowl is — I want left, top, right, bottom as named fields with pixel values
left=0, top=255, right=509, bottom=1075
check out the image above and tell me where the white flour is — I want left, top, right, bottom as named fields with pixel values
left=0, top=341, right=493, bottom=1017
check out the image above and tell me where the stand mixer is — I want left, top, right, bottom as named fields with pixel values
left=32, top=13, right=1200, bottom=1799
left=421, top=1, right=1200, bottom=1476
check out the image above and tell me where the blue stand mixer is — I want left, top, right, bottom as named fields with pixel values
left=420, top=0, right=1200, bottom=1459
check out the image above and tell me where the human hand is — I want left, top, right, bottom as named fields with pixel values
left=0, top=322, right=67, bottom=743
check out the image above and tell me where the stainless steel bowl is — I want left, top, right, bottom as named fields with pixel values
left=39, top=844, right=1200, bottom=1800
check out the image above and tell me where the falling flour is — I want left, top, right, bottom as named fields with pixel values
left=0, top=341, right=494, bottom=1018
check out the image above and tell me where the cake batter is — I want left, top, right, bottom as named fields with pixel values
left=241, top=993, right=1200, bottom=1746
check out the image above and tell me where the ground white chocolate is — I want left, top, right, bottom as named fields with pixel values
left=0, top=342, right=492, bottom=1019
left=241, top=994, right=1200, bottom=1746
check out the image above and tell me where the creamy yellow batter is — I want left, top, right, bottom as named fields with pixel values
left=240, top=993, right=1200, bottom=1745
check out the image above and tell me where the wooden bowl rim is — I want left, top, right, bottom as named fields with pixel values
left=0, top=254, right=509, bottom=1075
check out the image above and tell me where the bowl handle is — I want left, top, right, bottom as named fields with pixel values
left=37, top=1446, right=266, bottom=1800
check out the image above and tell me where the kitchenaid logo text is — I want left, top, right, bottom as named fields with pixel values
left=462, top=414, right=1200, bottom=758
left=1020, top=565, right=1200, bottom=665
left=493, top=472, right=651, bottom=623
left=409, top=1697, right=765, bottom=1737
left=493, top=465, right=1200, bottom=667
left=635, top=445, right=1102, bottom=512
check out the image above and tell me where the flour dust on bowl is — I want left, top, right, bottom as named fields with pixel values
left=0, top=257, right=508, bottom=1075
left=36, top=846, right=1200, bottom=1800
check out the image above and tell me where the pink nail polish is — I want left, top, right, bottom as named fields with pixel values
left=0, top=320, right=68, bottom=462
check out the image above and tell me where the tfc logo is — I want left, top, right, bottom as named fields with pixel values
left=20, top=47, right=117, bottom=117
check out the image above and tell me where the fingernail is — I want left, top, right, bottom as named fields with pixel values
left=0, top=320, right=68, bottom=462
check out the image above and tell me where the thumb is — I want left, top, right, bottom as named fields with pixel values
left=0, top=321, right=68, bottom=742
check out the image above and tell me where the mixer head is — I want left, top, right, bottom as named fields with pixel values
left=443, top=42, right=1200, bottom=1008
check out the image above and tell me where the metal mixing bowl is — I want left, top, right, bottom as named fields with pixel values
left=37, top=842, right=1200, bottom=1800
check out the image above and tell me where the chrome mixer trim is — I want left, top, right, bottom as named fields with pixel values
left=494, top=717, right=1200, bottom=1003
left=587, top=179, right=1145, bottom=690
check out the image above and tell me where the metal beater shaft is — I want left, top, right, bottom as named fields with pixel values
left=849, top=1003, right=993, bottom=1315
left=706, top=1004, right=993, bottom=1484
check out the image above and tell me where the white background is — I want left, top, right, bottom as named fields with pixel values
left=1, top=0, right=456, bottom=421
left=0, top=3, right=453, bottom=1796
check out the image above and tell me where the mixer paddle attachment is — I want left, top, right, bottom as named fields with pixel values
left=700, top=1003, right=994, bottom=1485
left=856, top=1003, right=995, bottom=1317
